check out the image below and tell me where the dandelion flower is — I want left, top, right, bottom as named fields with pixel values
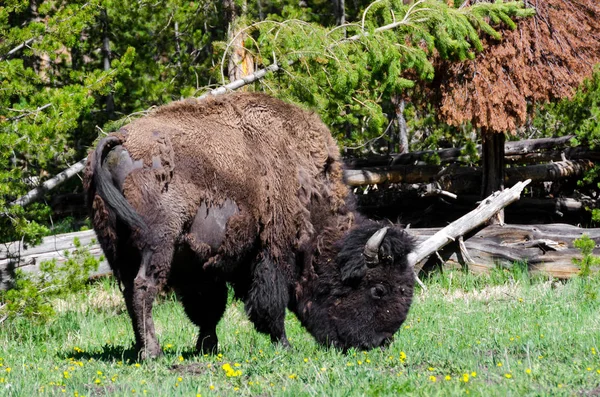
left=429, top=376, right=437, bottom=382
left=504, top=373, right=512, bottom=379
left=497, top=362, right=502, bottom=367
left=461, top=373, right=469, bottom=383
left=471, top=372, right=477, bottom=377
left=445, top=375, right=451, bottom=381
left=525, top=369, right=531, bottom=374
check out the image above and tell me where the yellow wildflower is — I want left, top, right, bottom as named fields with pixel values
left=94, top=379, right=101, bottom=384
left=5, top=367, right=11, bottom=373
left=497, top=362, right=502, bottom=367
left=461, top=373, right=469, bottom=383
left=471, top=372, right=477, bottom=377
left=525, top=369, right=532, bottom=374
left=222, top=363, right=242, bottom=377
left=304, top=358, right=309, bottom=363
left=210, top=385, right=215, bottom=390
left=288, top=374, right=297, bottom=379
left=445, top=375, right=451, bottom=381
left=178, top=356, right=184, bottom=362
left=399, top=351, right=407, bottom=363
left=505, top=373, right=512, bottom=379
left=429, top=376, right=437, bottom=382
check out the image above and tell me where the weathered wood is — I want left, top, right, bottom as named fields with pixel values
left=0, top=230, right=110, bottom=290
left=407, top=180, right=531, bottom=269
left=344, top=159, right=594, bottom=189
left=410, top=224, right=600, bottom=278
left=9, top=158, right=87, bottom=208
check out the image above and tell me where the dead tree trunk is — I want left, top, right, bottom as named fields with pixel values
left=481, top=130, right=505, bottom=224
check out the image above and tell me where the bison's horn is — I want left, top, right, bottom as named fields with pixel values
left=363, top=227, right=389, bottom=268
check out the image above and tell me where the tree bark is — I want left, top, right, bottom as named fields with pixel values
left=481, top=130, right=505, bottom=197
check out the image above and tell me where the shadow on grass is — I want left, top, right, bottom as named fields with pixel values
left=58, top=343, right=203, bottom=363
left=58, top=343, right=139, bottom=362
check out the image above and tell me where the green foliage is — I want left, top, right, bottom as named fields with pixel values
left=0, top=238, right=101, bottom=323
left=573, top=234, right=600, bottom=278
left=237, top=0, right=532, bottom=149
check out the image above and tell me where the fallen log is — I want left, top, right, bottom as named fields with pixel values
left=407, top=180, right=531, bottom=269
left=0, top=230, right=110, bottom=291
left=410, top=224, right=600, bottom=278
left=344, top=159, right=594, bottom=189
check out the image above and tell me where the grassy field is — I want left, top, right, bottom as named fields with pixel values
left=1, top=268, right=599, bottom=396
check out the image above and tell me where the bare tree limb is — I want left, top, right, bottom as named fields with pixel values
left=0, top=37, right=38, bottom=61
left=407, top=179, right=532, bottom=269
left=7, top=103, right=52, bottom=121
left=9, top=159, right=87, bottom=208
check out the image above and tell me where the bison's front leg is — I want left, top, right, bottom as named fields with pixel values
left=126, top=248, right=165, bottom=360
left=245, top=251, right=291, bottom=347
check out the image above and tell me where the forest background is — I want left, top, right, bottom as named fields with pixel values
left=1, top=0, right=599, bottom=247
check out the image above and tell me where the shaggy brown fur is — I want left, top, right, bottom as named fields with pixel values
left=84, top=92, right=415, bottom=359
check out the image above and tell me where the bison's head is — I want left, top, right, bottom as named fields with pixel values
left=293, top=222, right=415, bottom=351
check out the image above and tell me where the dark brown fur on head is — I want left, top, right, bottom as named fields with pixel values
left=83, top=92, right=416, bottom=358
left=292, top=220, right=415, bottom=351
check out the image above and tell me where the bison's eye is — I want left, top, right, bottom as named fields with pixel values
left=370, top=284, right=387, bottom=300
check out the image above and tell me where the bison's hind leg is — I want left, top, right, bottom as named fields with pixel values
left=178, top=275, right=228, bottom=355
left=245, top=251, right=291, bottom=348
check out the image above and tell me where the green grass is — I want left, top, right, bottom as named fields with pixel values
left=1, top=269, right=599, bottom=396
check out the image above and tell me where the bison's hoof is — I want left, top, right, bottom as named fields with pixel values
left=138, top=346, right=163, bottom=360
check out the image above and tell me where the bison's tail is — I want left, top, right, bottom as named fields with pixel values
left=92, top=135, right=148, bottom=234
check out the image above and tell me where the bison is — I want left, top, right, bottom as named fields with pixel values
left=84, top=92, right=415, bottom=359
